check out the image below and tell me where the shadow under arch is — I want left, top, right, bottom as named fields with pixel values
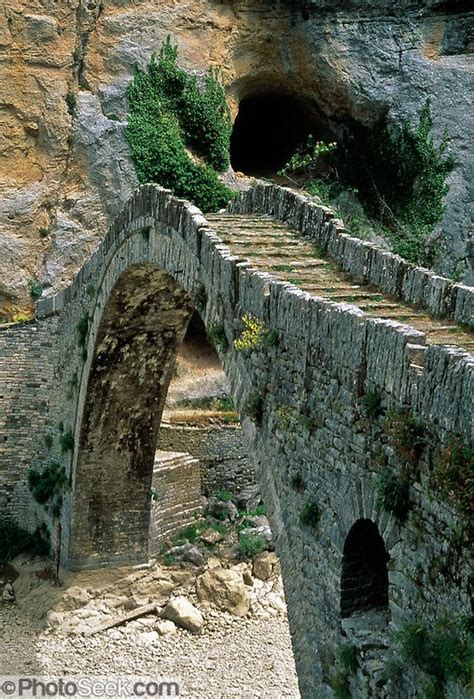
left=340, top=518, right=389, bottom=619
left=67, top=263, right=195, bottom=570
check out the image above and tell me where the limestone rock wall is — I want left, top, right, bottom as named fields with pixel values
left=1, top=0, right=473, bottom=313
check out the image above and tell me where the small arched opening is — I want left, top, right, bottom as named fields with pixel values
left=230, top=91, right=334, bottom=175
left=340, top=519, right=389, bottom=618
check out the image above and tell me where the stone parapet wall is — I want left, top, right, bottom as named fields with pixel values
left=227, top=183, right=474, bottom=327
left=158, top=422, right=255, bottom=497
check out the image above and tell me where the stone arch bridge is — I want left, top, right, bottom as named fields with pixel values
left=1, top=184, right=472, bottom=697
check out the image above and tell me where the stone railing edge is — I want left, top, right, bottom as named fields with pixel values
left=226, top=183, right=473, bottom=328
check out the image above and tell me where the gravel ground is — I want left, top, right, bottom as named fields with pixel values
left=0, top=605, right=299, bottom=698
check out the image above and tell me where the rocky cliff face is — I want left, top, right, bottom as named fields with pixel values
left=1, top=0, right=472, bottom=312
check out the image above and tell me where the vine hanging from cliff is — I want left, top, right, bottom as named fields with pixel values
left=126, top=37, right=233, bottom=213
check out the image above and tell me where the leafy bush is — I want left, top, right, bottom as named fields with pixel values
left=28, top=279, right=43, bottom=300
left=0, top=519, right=50, bottom=563
left=238, top=531, right=268, bottom=559
left=126, top=37, right=234, bottom=213
left=376, top=469, right=411, bottom=523
left=361, top=390, right=384, bottom=419
left=243, top=392, right=264, bottom=426
left=206, top=322, right=228, bottom=350
left=290, top=472, right=307, bottom=493
left=433, top=437, right=473, bottom=518
left=398, top=620, right=473, bottom=692
left=345, top=100, right=454, bottom=264
left=59, top=429, right=75, bottom=454
left=384, top=411, right=426, bottom=462
left=234, top=314, right=272, bottom=352
left=300, top=500, right=320, bottom=528
left=339, top=644, right=358, bottom=675
left=215, top=489, right=235, bottom=503
left=28, top=462, right=69, bottom=520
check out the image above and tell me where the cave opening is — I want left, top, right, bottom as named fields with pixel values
left=230, top=92, right=334, bottom=175
left=340, top=519, right=389, bottom=618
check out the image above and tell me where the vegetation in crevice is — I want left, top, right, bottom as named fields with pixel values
left=383, top=410, right=426, bottom=462
left=376, top=468, right=411, bottom=523
left=433, top=437, right=473, bottom=518
left=126, top=37, right=234, bottom=213
left=299, top=499, right=320, bottom=528
left=206, top=322, right=228, bottom=351
left=243, top=392, right=264, bottom=426
left=234, top=314, right=279, bottom=352
left=397, top=618, right=473, bottom=697
left=28, top=279, right=43, bottom=300
left=361, top=390, right=384, bottom=420
left=28, top=461, right=69, bottom=520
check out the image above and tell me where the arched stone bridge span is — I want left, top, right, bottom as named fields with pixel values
left=0, top=184, right=472, bottom=697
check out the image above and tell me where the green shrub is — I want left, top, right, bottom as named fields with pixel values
left=206, top=322, right=228, bottom=350
left=361, top=390, right=384, bottom=419
left=76, top=314, right=89, bottom=350
left=243, top=392, right=264, bottom=426
left=28, top=462, right=68, bottom=511
left=215, top=489, right=235, bottom=503
left=346, top=99, right=454, bottom=265
left=126, top=37, right=234, bottom=213
left=28, top=279, right=43, bottom=300
left=65, top=91, right=76, bottom=115
left=290, top=472, right=307, bottom=493
left=0, top=519, right=50, bottom=563
left=44, top=434, right=53, bottom=449
left=300, top=500, right=320, bottom=528
left=339, top=644, right=358, bottom=675
left=330, top=670, right=351, bottom=699
left=238, top=531, right=268, bottom=559
left=398, top=620, right=473, bottom=692
left=59, top=429, right=74, bottom=454
left=376, top=469, right=411, bottom=523
left=433, top=437, right=473, bottom=518
left=384, top=411, right=426, bottom=462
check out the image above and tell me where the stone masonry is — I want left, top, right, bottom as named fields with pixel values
left=0, top=183, right=472, bottom=697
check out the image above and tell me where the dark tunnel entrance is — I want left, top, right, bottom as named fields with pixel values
left=230, top=92, right=334, bottom=175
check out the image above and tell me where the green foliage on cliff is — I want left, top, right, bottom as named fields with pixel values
left=280, top=100, right=454, bottom=266
left=126, top=37, right=233, bottom=213
left=351, top=99, right=454, bottom=264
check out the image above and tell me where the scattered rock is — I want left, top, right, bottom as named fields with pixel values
left=137, top=630, right=159, bottom=644
left=253, top=552, right=279, bottom=581
left=206, top=497, right=239, bottom=522
left=167, top=543, right=204, bottom=567
left=200, top=528, right=224, bottom=545
left=161, top=597, right=204, bottom=633
left=196, top=569, right=249, bottom=617
left=235, top=485, right=261, bottom=512
left=2, top=583, right=15, bottom=603
left=206, top=557, right=222, bottom=570
left=155, top=619, right=177, bottom=636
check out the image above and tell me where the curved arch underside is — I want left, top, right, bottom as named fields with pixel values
left=69, top=264, right=193, bottom=569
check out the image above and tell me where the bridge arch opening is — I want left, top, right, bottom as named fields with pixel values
left=67, top=263, right=194, bottom=570
left=230, top=91, right=334, bottom=175
left=340, top=519, right=389, bottom=618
